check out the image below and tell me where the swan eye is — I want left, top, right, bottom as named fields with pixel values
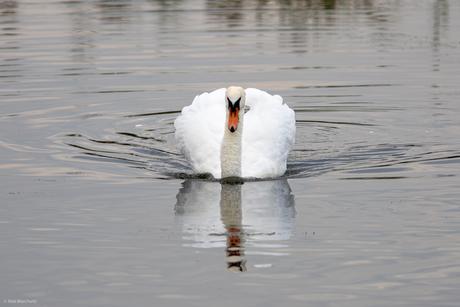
left=227, top=97, right=241, bottom=110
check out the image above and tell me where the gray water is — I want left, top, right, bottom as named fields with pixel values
left=1, top=0, right=460, bottom=306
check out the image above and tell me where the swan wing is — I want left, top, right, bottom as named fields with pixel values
left=242, top=88, right=296, bottom=178
left=174, top=88, right=226, bottom=178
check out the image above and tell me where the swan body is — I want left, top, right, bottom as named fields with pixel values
left=174, top=87, right=296, bottom=179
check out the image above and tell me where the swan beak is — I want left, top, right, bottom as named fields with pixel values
left=228, top=106, right=239, bottom=132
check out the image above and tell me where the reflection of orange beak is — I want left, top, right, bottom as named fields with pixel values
left=228, top=107, right=239, bottom=132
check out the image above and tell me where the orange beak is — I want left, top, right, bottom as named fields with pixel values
left=228, top=107, right=239, bottom=132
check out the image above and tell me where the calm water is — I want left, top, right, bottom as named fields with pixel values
left=1, top=0, right=460, bottom=306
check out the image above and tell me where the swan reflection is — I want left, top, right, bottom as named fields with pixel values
left=174, top=179, right=296, bottom=272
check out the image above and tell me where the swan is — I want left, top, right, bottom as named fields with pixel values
left=174, top=86, right=295, bottom=179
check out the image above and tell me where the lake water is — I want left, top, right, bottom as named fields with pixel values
left=1, top=0, right=460, bottom=306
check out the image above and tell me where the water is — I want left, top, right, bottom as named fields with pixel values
left=1, top=0, right=460, bottom=305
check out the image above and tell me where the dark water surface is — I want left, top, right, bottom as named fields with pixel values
left=1, top=0, right=460, bottom=306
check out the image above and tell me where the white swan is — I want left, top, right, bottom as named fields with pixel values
left=174, top=86, right=296, bottom=179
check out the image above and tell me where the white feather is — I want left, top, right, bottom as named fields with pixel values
left=174, top=87, right=296, bottom=179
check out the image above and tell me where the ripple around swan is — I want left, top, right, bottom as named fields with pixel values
left=50, top=107, right=460, bottom=183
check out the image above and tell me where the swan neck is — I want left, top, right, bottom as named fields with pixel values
left=220, top=122, right=243, bottom=178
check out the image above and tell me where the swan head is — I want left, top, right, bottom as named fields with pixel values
left=225, top=86, right=246, bottom=133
